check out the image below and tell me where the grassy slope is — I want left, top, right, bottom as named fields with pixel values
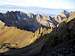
left=0, top=20, right=51, bottom=51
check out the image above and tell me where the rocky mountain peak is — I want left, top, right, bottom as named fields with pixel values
left=59, top=10, right=70, bottom=18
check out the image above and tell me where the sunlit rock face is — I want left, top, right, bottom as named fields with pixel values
left=54, top=15, right=63, bottom=23
left=36, top=14, right=56, bottom=28
left=36, top=14, right=48, bottom=26
left=53, top=10, right=70, bottom=27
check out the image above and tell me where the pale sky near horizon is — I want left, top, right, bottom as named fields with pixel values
left=0, top=0, right=75, bottom=9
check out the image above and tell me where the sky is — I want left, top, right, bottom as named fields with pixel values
left=0, top=0, right=75, bottom=9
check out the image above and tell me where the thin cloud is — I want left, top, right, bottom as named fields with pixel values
left=0, top=0, right=74, bottom=9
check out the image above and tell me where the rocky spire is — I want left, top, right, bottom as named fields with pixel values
left=60, top=10, right=70, bottom=18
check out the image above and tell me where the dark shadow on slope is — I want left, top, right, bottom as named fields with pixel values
left=37, top=18, right=75, bottom=56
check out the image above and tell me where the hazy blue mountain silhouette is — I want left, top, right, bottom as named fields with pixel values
left=0, top=5, right=74, bottom=16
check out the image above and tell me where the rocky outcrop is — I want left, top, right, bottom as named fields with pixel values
left=53, top=10, right=70, bottom=27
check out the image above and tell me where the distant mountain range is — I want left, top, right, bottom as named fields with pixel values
left=0, top=5, right=75, bottom=16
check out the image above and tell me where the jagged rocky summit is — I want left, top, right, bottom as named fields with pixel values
left=0, top=10, right=73, bottom=56
left=0, top=10, right=70, bottom=31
